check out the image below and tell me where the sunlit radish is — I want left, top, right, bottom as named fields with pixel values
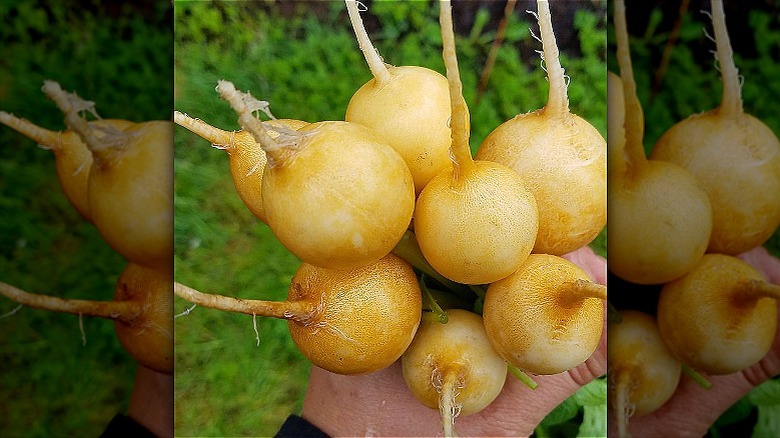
left=42, top=81, right=173, bottom=270
left=216, top=80, right=415, bottom=271
left=174, top=110, right=307, bottom=223
left=413, top=0, right=538, bottom=285
left=402, top=309, right=507, bottom=437
left=0, top=110, right=133, bottom=222
left=649, top=0, right=780, bottom=255
left=657, top=253, right=779, bottom=375
left=0, top=262, right=173, bottom=374
left=344, top=0, right=452, bottom=194
left=608, top=310, right=681, bottom=438
left=482, top=254, right=606, bottom=375
left=174, top=253, right=422, bottom=375
left=475, top=0, right=606, bottom=256
left=607, top=0, right=712, bottom=284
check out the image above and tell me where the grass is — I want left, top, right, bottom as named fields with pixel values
left=173, top=1, right=606, bottom=436
left=0, top=1, right=171, bottom=436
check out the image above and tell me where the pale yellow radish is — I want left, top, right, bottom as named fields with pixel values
left=475, top=0, right=606, bottom=256
left=413, top=0, right=538, bottom=285
left=483, top=254, right=605, bottom=375
left=657, top=253, right=779, bottom=375
left=216, top=80, right=415, bottom=271
left=402, top=309, right=507, bottom=438
left=649, top=0, right=780, bottom=255
left=608, top=310, right=681, bottom=438
left=175, top=253, right=422, bottom=375
left=607, top=0, right=712, bottom=284
left=344, top=0, right=452, bottom=193
left=174, top=110, right=307, bottom=223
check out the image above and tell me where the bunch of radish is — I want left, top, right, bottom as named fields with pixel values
left=607, top=0, right=779, bottom=435
left=0, top=81, right=174, bottom=374
left=174, top=1, right=606, bottom=435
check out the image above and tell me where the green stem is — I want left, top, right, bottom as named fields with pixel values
left=391, top=231, right=472, bottom=299
left=508, top=363, right=538, bottom=390
left=421, top=277, right=449, bottom=324
left=682, top=364, right=712, bottom=389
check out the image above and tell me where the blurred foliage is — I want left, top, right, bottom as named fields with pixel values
left=174, top=0, right=605, bottom=436
left=0, top=1, right=171, bottom=436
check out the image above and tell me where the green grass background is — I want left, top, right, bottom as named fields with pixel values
left=173, top=1, right=607, bottom=436
left=0, top=1, right=172, bottom=436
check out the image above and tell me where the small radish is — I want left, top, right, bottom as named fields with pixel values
left=0, top=110, right=133, bottom=222
left=402, top=309, right=507, bottom=438
left=174, top=110, right=307, bottom=223
left=649, top=0, right=780, bottom=255
left=608, top=310, right=682, bottom=438
left=657, top=253, right=779, bottom=375
left=475, top=0, right=606, bottom=256
left=413, top=0, right=538, bottom=285
left=608, top=0, right=712, bottom=285
left=482, top=254, right=606, bottom=375
left=216, top=80, right=415, bottom=271
left=174, top=253, right=422, bottom=375
left=42, top=81, right=173, bottom=270
left=0, top=262, right=173, bottom=374
left=344, top=0, right=452, bottom=194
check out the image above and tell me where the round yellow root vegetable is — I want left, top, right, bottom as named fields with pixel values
left=649, top=0, right=780, bottom=255
left=402, top=309, right=507, bottom=438
left=657, top=253, right=779, bottom=375
left=607, top=0, right=712, bottom=285
left=608, top=310, right=681, bottom=438
left=475, top=0, right=606, bottom=256
left=42, top=81, right=174, bottom=270
left=414, top=0, right=538, bottom=285
left=0, top=110, right=133, bottom=222
left=175, top=253, right=422, bottom=375
left=217, top=80, right=415, bottom=271
left=483, top=254, right=606, bottom=375
left=0, top=262, right=173, bottom=374
left=344, top=0, right=452, bottom=194
left=174, top=110, right=307, bottom=223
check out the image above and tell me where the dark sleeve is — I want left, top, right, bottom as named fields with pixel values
left=275, top=414, right=330, bottom=438
left=100, top=413, right=157, bottom=438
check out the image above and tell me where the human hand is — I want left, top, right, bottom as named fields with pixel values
left=127, top=364, right=174, bottom=437
left=301, top=246, right=607, bottom=437
left=607, top=247, right=780, bottom=437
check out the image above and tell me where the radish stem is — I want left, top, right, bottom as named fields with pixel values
left=736, top=280, right=780, bottom=304
left=710, top=0, right=742, bottom=116
left=614, top=370, right=632, bottom=438
left=439, top=0, right=475, bottom=181
left=613, top=0, right=647, bottom=172
left=0, top=282, right=141, bottom=322
left=439, top=369, right=460, bottom=438
left=174, top=282, right=313, bottom=322
left=682, top=364, right=713, bottom=389
left=345, top=0, right=392, bottom=84
left=421, top=279, right=449, bottom=324
left=41, top=81, right=106, bottom=153
left=173, top=111, right=234, bottom=147
left=537, top=0, right=569, bottom=117
left=0, top=111, right=58, bottom=147
left=508, top=363, right=538, bottom=389
left=215, top=80, right=290, bottom=166
left=559, top=279, right=607, bottom=306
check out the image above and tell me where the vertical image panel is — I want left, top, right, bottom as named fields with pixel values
left=0, top=1, right=173, bottom=436
left=606, top=0, right=779, bottom=436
